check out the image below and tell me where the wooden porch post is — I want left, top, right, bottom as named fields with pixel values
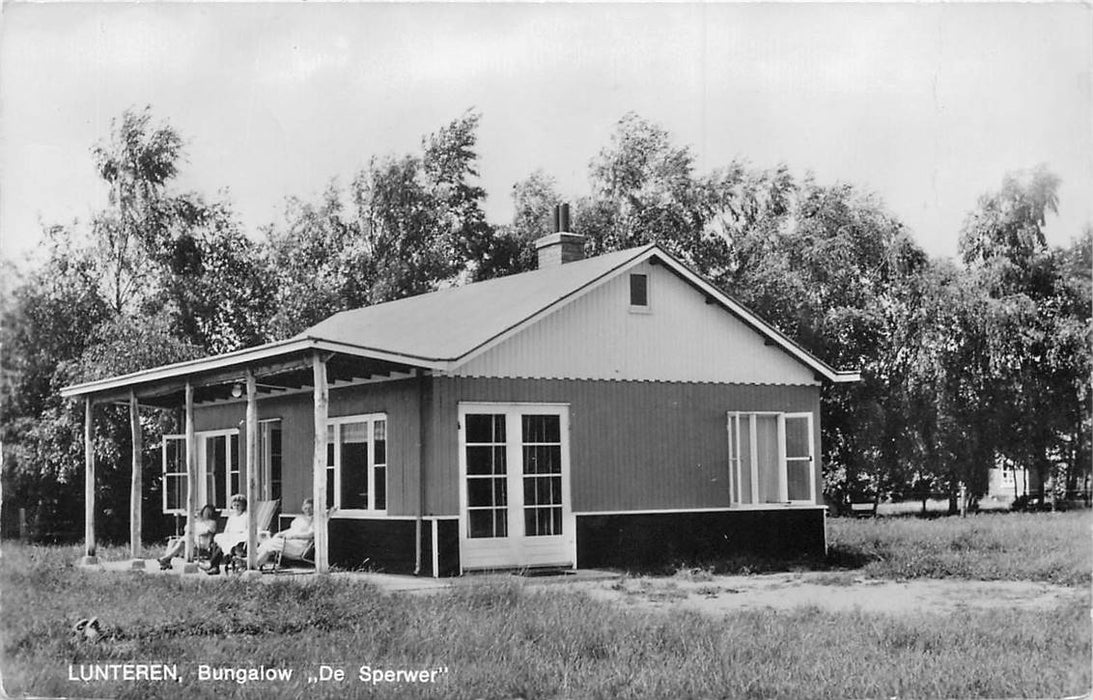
left=129, top=391, right=144, bottom=568
left=245, top=370, right=258, bottom=571
left=81, top=396, right=97, bottom=565
left=183, top=381, right=198, bottom=571
left=312, top=353, right=329, bottom=574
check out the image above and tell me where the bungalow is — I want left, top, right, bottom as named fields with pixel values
left=61, top=220, right=858, bottom=576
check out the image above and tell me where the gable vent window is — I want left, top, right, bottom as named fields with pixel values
left=629, top=273, right=649, bottom=310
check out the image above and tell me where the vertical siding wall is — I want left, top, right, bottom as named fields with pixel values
left=454, top=260, right=818, bottom=385
left=426, top=376, right=822, bottom=515
left=192, top=377, right=422, bottom=516
left=192, top=375, right=822, bottom=520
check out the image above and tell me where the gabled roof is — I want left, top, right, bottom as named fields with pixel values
left=300, top=243, right=859, bottom=383
left=61, top=243, right=858, bottom=401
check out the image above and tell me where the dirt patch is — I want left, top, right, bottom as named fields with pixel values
left=538, top=572, right=1087, bottom=616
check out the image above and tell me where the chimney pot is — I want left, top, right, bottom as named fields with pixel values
left=535, top=203, right=584, bottom=267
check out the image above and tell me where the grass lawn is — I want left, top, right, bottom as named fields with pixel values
left=2, top=511, right=1090, bottom=699
left=827, top=510, right=1093, bottom=586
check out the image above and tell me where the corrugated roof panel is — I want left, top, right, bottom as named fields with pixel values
left=300, top=246, right=653, bottom=361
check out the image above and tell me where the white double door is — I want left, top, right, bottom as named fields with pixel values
left=458, top=403, right=575, bottom=570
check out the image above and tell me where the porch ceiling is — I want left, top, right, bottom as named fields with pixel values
left=60, top=339, right=425, bottom=408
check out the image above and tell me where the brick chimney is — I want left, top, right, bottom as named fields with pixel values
left=534, top=203, right=585, bottom=268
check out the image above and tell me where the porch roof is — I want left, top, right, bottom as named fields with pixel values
left=58, top=336, right=431, bottom=407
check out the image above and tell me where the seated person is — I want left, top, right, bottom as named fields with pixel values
left=212, top=494, right=248, bottom=553
left=157, top=505, right=218, bottom=570
left=255, top=498, right=314, bottom=568
left=206, top=494, right=247, bottom=575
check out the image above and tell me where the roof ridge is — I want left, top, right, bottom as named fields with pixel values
left=302, top=243, right=655, bottom=332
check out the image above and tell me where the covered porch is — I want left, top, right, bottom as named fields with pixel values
left=60, top=337, right=438, bottom=575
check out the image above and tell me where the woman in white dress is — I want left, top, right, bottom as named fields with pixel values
left=205, top=494, right=247, bottom=575
left=255, top=499, right=314, bottom=568
left=213, top=494, right=248, bottom=553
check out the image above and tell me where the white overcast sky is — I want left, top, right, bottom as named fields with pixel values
left=1, top=2, right=1090, bottom=265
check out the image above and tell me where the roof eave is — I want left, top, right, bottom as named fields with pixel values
left=828, top=371, right=862, bottom=384
left=59, top=336, right=449, bottom=400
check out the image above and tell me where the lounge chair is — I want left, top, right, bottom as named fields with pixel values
left=224, top=499, right=280, bottom=572
left=270, top=539, right=315, bottom=572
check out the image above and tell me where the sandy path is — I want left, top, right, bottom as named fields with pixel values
left=539, top=572, right=1086, bottom=616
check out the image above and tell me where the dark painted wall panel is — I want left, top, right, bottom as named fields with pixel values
left=436, top=520, right=460, bottom=577
left=576, top=508, right=825, bottom=569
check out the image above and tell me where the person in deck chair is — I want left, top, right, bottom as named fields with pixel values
left=205, top=494, right=247, bottom=575
left=157, top=504, right=218, bottom=570
left=255, top=498, right=314, bottom=569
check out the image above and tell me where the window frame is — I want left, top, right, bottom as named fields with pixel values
left=628, top=272, right=651, bottom=313
left=326, top=413, right=388, bottom=516
left=200, top=429, right=240, bottom=510
left=727, top=411, right=815, bottom=506
left=258, top=418, right=282, bottom=502
left=160, top=428, right=240, bottom=514
left=162, top=434, right=187, bottom=515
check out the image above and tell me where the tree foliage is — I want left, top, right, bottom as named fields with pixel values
left=3, top=108, right=1090, bottom=544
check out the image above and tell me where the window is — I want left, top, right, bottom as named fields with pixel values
left=203, top=432, right=239, bottom=509
left=728, top=412, right=814, bottom=505
left=327, top=414, right=388, bottom=513
left=258, top=420, right=282, bottom=501
left=160, top=430, right=239, bottom=513
left=162, top=435, right=186, bottom=514
left=629, top=273, right=649, bottom=308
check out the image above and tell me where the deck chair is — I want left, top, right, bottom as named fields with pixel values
left=224, top=499, right=280, bottom=572
left=272, top=538, right=315, bottom=571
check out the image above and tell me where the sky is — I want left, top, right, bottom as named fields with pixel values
left=1, top=2, right=1091, bottom=266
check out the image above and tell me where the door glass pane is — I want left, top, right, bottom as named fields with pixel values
left=207, top=436, right=226, bottom=508
left=270, top=424, right=282, bottom=501
left=467, top=446, right=506, bottom=475
left=523, top=445, right=560, bottom=475
left=466, top=414, right=508, bottom=539
left=466, top=414, right=505, bottom=444
left=521, top=415, right=560, bottom=443
left=756, top=415, right=780, bottom=503
left=469, top=509, right=508, bottom=538
left=229, top=434, right=240, bottom=498
left=468, top=478, right=508, bottom=507
left=165, top=474, right=183, bottom=512
left=522, top=414, right=563, bottom=537
left=340, top=421, right=369, bottom=509
left=259, top=422, right=283, bottom=501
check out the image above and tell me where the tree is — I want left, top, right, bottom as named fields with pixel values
left=2, top=107, right=268, bottom=541
left=953, top=168, right=1086, bottom=504
left=90, top=107, right=185, bottom=315
left=265, top=111, right=500, bottom=336
left=581, top=113, right=707, bottom=261
left=474, top=170, right=563, bottom=281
